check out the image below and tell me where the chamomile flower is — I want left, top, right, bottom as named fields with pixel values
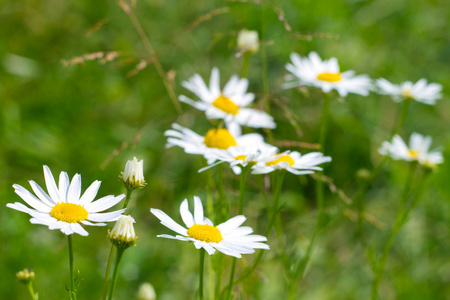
left=165, top=123, right=266, bottom=163
left=7, top=165, right=126, bottom=236
left=379, top=133, right=443, bottom=167
left=252, top=151, right=332, bottom=175
left=179, top=68, right=275, bottom=130
left=201, top=143, right=279, bottom=174
left=376, top=78, right=442, bottom=105
left=284, top=51, right=372, bottom=97
left=150, top=196, right=269, bottom=258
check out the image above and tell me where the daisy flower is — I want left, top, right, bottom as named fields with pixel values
left=200, top=143, right=279, bottom=174
left=284, top=51, right=372, bottom=97
left=7, top=165, right=126, bottom=236
left=252, top=151, right=332, bottom=175
left=379, top=133, right=443, bottom=167
left=150, top=196, right=269, bottom=258
left=165, top=123, right=267, bottom=163
left=179, top=68, right=275, bottom=130
left=376, top=78, right=442, bottom=105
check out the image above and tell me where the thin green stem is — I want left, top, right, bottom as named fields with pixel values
left=122, top=189, right=133, bottom=209
left=260, top=4, right=273, bottom=144
left=216, top=164, right=227, bottom=223
left=108, top=248, right=125, bottom=300
left=199, top=249, right=206, bottom=300
left=226, top=171, right=285, bottom=289
left=226, top=259, right=237, bottom=300
left=241, top=52, right=250, bottom=78
left=101, top=246, right=116, bottom=300
left=26, top=282, right=37, bottom=300
left=391, top=100, right=411, bottom=136
left=316, top=93, right=331, bottom=226
left=68, top=235, right=77, bottom=300
left=121, top=4, right=182, bottom=115
left=370, top=162, right=417, bottom=300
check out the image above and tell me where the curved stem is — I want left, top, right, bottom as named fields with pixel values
left=108, top=248, right=125, bottom=300
left=26, top=282, right=37, bottom=300
left=122, top=189, right=133, bottom=209
left=101, top=246, right=116, bottom=300
left=68, top=235, right=77, bottom=300
left=199, top=249, right=205, bottom=300
left=370, top=162, right=417, bottom=300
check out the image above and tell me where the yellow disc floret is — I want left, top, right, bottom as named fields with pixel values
left=50, top=203, right=89, bottom=223
left=187, top=224, right=223, bottom=243
left=402, top=89, right=412, bottom=99
left=266, top=155, right=295, bottom=167
left=408, top=149, right=419, bottom=159
left=212, top=95, right=240, bottom=115
left=204, top=128, right=237, bottom=150
left=234, top=155, right=247, bottom=161
left=317, top=72, right=341, bottom=82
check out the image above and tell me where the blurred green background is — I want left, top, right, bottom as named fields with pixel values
left=1, top=0, right=449, bottom=299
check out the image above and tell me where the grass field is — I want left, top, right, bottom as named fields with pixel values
left=1, top=0, right=449, bottom=299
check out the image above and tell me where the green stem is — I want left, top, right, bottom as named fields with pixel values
left=26, top=282, right=37, bottom=300
left=316, top=93, right=331, bottom=226
left=216, top=164, right=227, bottom=223
left=226, top=259, right=237, bottom=300
left=199, top=249, right=205, bottom=300
left=122, top=189, right=133, bottom=209
left=391, top=100, right=411, bottom=136
left=226, top=171, right=285, bottom=289
left=101, top=246, right=116, bottom=300
left=260, top=4, right=273, bottom=144
left=241, top=52, right=250, bottom=78
left=108, top=248, right=125, bottom=300
left=68, top=235, right=77, bottom=300
left=370, top=162, right=417, bottom=300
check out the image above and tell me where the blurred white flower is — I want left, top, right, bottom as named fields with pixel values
left=179, top=68, right=275, bottom=131
left=284, top=52, right=372, bottom=97
left=236, top=29, right=259, bottom=57
left=109, top=215, right=137, bottom=248
left=252, top=151, right=332, bottom=175
left=151, top=196, right=269, bottom=258
left=165, top=123, right=266, bottom=163
left=121, top=157, right=146, bottom=190
left=376, top=78, right=442, bottom=105
left=7, top=166, right=125, bottom=236
left=137, top=282, right=156, bottom=300
left=379, top=132, right=443, bottom=167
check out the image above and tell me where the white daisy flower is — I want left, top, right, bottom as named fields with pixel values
left=179, top=68, right=275, bottom=130
left=165, top=123, right=266, bottom=163
left=150, top=196, right=269, bottom=258
left=379, top=133, right=443, bottom=167
left=7, top=165, right=126, bottom=236
left=284, top=51, right=372, bottom=97
left=376, top=78, right=442, bottom=105
left=200, top=143, right=279, bottom=174
left=252, top=151, right=332, bottom=175
left=236, top=29, right=259, bottom=57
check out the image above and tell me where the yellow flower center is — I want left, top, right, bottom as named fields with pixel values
left=317, top=72, right=341, bottom=82
left=402, top=89, right=412, bottom=99
left=50, top=203, right=89, bottom=223
left=266, top=155, right=295, bottom=167
left=204, top=128, right=237, bottom=150
left=234, top=155, right=247, bottom=161
left=187, top=224, right=223, bottom=243
left=212, top=95, right=240, bottom=115
left=408, top=149, right=419, bottom=159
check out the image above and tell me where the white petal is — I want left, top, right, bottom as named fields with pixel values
left=193, top=196, right=204, bottom=224
left=87, top=209, right=125, bottom=222
left=150, top=208, right=188, bottom=236
left=180, top=199, right=194, bottom=228
left=67, top=174, right=82, bottom=203
left=85, top=195, right=125, bottom=213
left=43, top=165, right=60, bottom=203
left=12, top=184, right=52, bottom=212
left=58, top=172, right=70, bottom=203
left=217, top=215, right=246, bottom=233
left=28, top=180, right=55, bottom=206
left=78, top=180, right=101, bottom=205
left=70, top=223, right=89, bottom=236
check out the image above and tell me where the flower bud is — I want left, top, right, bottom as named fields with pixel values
left=137, top=282, right=156, bottom=300
left=16, top=268, right=35, bottom=284
left=356, top=168, right=371, bottom=182
left=236, top=29, right=259, bottom=57
left=120, top=157, right=146, bottom=190
left=109, top=215, right=138, bottom=249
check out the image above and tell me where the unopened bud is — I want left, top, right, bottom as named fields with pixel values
left=137, top=282, right=156, bottom=300
left=109, top=215, right=138, bottom=249
left=236, top=29, right=259, bottom=57
left=120, top=157, right=146, bottom=190
left=16, top=268, right=35, bottom=284
left=356, top=169, right=371, bottom=182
